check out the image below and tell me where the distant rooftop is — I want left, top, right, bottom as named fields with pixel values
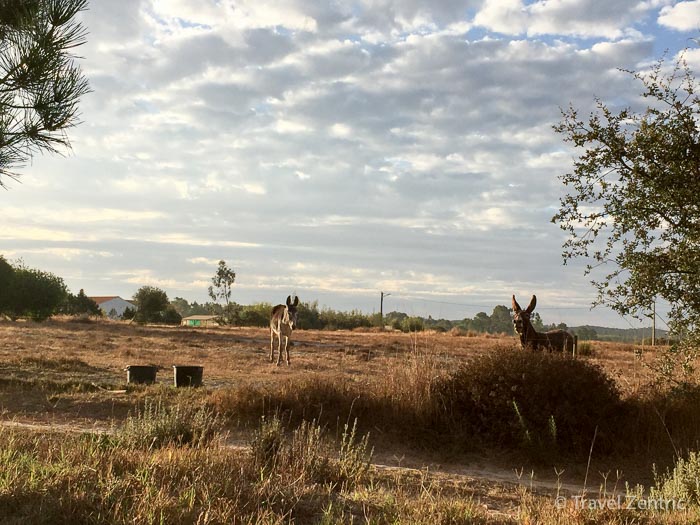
left=89, top=296, right=122, bottom=305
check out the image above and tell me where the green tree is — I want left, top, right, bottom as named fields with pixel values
left=0, top=256, right=13, bottom=315
left=121, top=306, right=135, bottom=320
left=239, top=302, right=272, bottom=327
left=170, top=297, right=191, bottom=316
left=490, top=305, right=513, bottom=334
left=0, top=0, right=90, bottom=186
left=297, top=300, right=322, bottom=329
left=401, top=316, right=424, bottom=332
left=208, top=260, right=236, bottom=305
left=530, top=312, right=545, bottom=331
left=4, top=263, right=67, bottom=321
left=469, top=312, right=491, bottom=333
left=170, top=297, right=212, bottom=317
left=61, top=288, right=100, bottom=316
left=553, top=53, right=700, bottom=382
left=132, top=286, right=169, bottom=324
left=208, top=260, right=237, bottom=324
left=162, top=306, right=182, bottom=325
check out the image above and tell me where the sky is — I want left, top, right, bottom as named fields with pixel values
left=3, top=0, right=700, bottom=328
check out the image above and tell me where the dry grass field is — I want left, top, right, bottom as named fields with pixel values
left=1, top=318, right=697, bottom=524
left=0, top=319, right=657, bottom=429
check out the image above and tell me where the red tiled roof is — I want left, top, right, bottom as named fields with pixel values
left=89, top=296, right=122, bottom=305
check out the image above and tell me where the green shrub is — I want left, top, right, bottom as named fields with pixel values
left=401, top=316, right=425, bottom=332
left=336, top=419, right=373, bottom=487
left=117, top=400, right=222, bottom=449
left=250, top=415, right=372, bottom=490
left=648, top=450, right=700, bottom=508
left=432, top=349, right=621, bottom=459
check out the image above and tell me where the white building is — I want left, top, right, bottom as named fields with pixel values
left=90, top=296, right=136, bottom=319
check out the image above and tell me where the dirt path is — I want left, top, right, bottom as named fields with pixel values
left=0, top=417, right=586, bottom=496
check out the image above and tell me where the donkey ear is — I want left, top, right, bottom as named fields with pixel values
left=525, top=295, right=537, bottom=313
left=293, top=296, right=299, bottom=306
left=286, top=295, right=292, bottom=306
left=512, top=295, right=521, bottom=313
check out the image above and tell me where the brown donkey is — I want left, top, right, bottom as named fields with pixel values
left=269, top=295, right=299, bottom=365
left=512, top=295, right=576, bottom=354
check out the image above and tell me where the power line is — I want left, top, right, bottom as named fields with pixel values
left=386, top=293, right=594, bottom=310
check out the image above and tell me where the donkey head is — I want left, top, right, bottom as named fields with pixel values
left=512, top=294, right=536, bottom=337
left=285, top=295, right=300, bottom=329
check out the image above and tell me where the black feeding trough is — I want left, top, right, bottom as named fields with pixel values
left=125, top=365, right=158, bottom=384
left=173, top=365, right=203, bottom=387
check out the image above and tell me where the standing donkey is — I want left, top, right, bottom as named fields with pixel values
left=269, top=295, right=299, bottom=366
left=512, top=295, right=576, bottom=354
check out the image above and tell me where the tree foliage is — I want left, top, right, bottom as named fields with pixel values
left=208, top=260, right=237, bottom=324
left=132, top=286, right=170, bottom=324
left=0, top=0, right=90, bottom=186
left=1, top=260, right=67, bottom=320
left=553, top=53, right=700, bottom=381
left=61, top=288, right=100, bottom=316
left=208, top=260, right=236, bottom=305
left=0, top=255, right=12, bottom=313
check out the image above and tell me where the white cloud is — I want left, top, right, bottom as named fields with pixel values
left=2, top=248, right=114, bottom=261
left=0, top=0, right=684, bottom=327
left=658, top=1, right=700, bottom=31
left=475, top=0, right=657, bottom=38
left=274, top=119, right=312, bottom=133
left=187, top=257, right=221, bottom=265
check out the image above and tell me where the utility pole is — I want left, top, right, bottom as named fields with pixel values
left=380, top=291, right=390, bottom=327
left=652, top=299, right=656, bottom=346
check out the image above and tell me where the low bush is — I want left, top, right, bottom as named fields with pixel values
left=251, top=416, right=372, bottom=490
left=117, top=400, right=222, bottom=449
left=211, top=348, right=700, bottom=464
left=614, top=384, right=700, bottom=460
left=648, top=450, right=700, bottom=508
left=432, top=349, right=621, bottom=459
left=576, top=341, right=594, bottom=356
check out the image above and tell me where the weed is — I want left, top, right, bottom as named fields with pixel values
left=577, top=341, right=594, bottom=356
left=117, top=399, right=222, bottom=449
left=649, top=451, right=700, bottom=507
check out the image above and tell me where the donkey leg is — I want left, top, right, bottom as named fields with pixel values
left=276, top=334, right=283, bottom=366
left=269, top=329, right=274, bottom=362
left=284, top=336, right=290, bottom=366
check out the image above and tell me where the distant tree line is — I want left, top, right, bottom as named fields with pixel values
left=169, top=297, right=544, bottom=335
left=0, top=255, right=655, bottom=341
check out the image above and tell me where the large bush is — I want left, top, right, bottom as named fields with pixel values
left=433, top=349, right=621, bottom=459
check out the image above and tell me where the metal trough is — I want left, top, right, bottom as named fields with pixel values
left=125, top=365, right=158, bottom=384
left=173, top=365, right=203, bottom=387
